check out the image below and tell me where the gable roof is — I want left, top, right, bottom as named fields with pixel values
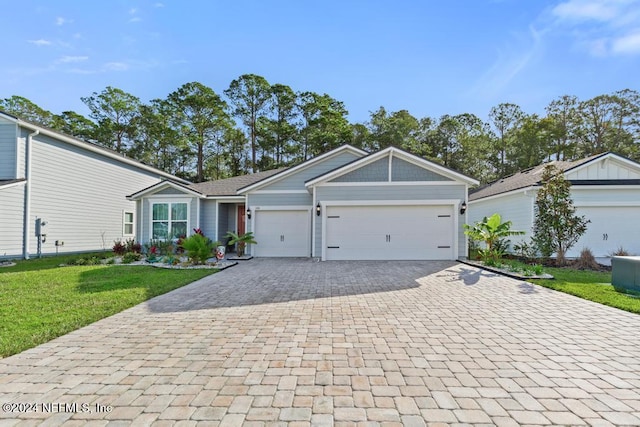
left=0, top=110, right=189, bottom=184
left=189, top=168, right=286, bottom=196
left=237, top=145, right=367, bottom=194
left=127, top=168, right=286, bottom=200
left=305, top=145, right=480, bottom=187
left=469, top=152, right=617, bottom=201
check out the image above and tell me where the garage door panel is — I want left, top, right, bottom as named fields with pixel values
left=569, top=206, right=640, bottom=258
left=253, top=210, right=310, bottom=257
left=325, top=205, right=455, bottom=260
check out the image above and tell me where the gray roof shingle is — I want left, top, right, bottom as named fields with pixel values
left=188, top=168, right=288, bottom=196
left=469, top=153, right=606, bottom=201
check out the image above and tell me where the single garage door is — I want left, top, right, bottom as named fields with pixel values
left=325, top=205, right=455, bottom=260
left=253, top=209, right=311, bottom=257
left=568, top=206, right=640, bottom=258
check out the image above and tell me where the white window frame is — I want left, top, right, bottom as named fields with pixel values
left=150, top=199, right=191, bottom=241
left=123, top=210, right=135, bottom=237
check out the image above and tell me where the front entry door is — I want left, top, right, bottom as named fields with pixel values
left=237, top=204, right=246, bottom=235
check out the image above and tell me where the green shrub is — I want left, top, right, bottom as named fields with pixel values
left=122, top=252, right=142, bottom=264
left=180, top=234, right=217, bottom=265
left=533, top=264, right=544, bottom=275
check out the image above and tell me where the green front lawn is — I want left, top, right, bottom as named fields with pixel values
left=0, top=255, right=216, bottom=357
left=535, top=268, right=640, bottom=314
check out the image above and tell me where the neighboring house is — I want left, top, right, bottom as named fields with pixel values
left=0, top=111, right=188, bottom=259
left=469, top=152, right=640, bottom=259
left=128, top=145, right=479, bottom=261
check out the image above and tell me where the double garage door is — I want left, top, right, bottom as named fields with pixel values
left=251, top=205, right=456, bottom=260
left=325, top=205, right=455, bottom=260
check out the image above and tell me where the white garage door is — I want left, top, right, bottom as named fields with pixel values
left=325, top=205, right=455, bottom=260
left=568, top=206, right=640, bottom=258
left=253, top=209, right=311, bottom=257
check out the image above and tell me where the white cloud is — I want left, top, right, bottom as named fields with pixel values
left=612, top=30, right=640, bottom=53
left=552, top=0, right=621, bottom=22
left=548, top=0, right=640, bottom=56
left=129, top=17, right=142, bottom=23
left=57, top=55, right=89, bottom=63
left=28, top=39, right=52, bottom=46
left=154, top=2, right=165, bottom=7
left=56, top=17, right=73, bottom=26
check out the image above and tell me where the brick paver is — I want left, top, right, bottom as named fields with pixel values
left=1, top=258, right=640, bottom=425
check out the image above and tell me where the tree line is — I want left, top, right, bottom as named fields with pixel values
left=1, top=74, right=638, bottom=184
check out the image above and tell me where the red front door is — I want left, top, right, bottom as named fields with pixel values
left=237, top=204, right=246, bottom=235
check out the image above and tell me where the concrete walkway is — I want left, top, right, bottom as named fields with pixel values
left=1, top=259, right=639, bottom=426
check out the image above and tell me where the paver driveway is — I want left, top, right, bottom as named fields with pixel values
left=1, top=259, right=640, bottom=426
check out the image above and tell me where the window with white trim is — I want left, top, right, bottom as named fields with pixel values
left=152, top=202, right=188, bottom=240
left=123, top=211, right=135, bottom=236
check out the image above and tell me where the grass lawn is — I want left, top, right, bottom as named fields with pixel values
left=0, top=254, right=217, bottom=357
left=535, top=267, right=640, bottom=314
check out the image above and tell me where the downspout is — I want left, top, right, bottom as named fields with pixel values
left=23, top=129, right=39, bottom=259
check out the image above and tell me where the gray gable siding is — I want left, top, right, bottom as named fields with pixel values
left=331, top=158, right=389, bottom=182
left=247, top=193, right=312, bottom=207
left=316, top=184, right=464, bottom=201
left=258, top=151, right=361, bottom=191
left=26, top=132, right=164, bottom=255
left=0, top=184, right=25, bottom=258
left=199, top=200, right=216, bottom=241
left=154, top=186, right=189, bottom=195
left=392, top=157, right=452, bottom=181
left=0, top=121, right=17, bottom=179
left=217, top=203, right=229, bottom=243
left=314, top=184, right=467, bottom=257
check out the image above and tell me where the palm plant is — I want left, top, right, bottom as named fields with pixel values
left=225, top=231, right=257, bottom=257
left=464, top=213, right=525, bottom=264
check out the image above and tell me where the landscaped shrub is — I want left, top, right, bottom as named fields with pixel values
left=512, top=239, right=538, bottom=259
left=464, top=213, right=524, bottom=265
left=113, top=238, right=142, bottom=255
left=572, top=247, right=600, bottom=270
left=122, top=252, right=142, bottom=264
left=124, top=238, right=142, bottom=254
left=112, top=240, right=126, bottom=256
left=180, top=233, right=218, bottom=265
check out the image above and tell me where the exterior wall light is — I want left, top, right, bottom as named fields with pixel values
left=316, top=203, right=321, bottom=216
left=246, top=208, right=252, bottom=219
left=459, top=201, right=467, bottom=215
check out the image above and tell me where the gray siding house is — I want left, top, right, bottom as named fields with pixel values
left=0, top=111, right=188, bottom=259
left=469, top=152, right=640, bottom=260
left=129, top=145, right=479, bottom=261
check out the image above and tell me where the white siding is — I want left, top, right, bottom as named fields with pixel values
left=566, top=158, right=640, bottom=180
left=468, top=192, right=534, bottom=250
left=26, top=133, right=164, bottom=255
left=0, top=184, right=25, bottom=257
left=199, top=200, right=217, bottom=240
left=571, top=187, right=640, bottom=203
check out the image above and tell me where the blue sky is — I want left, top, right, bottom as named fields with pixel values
left=1, top=0, right=639, bottom=123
